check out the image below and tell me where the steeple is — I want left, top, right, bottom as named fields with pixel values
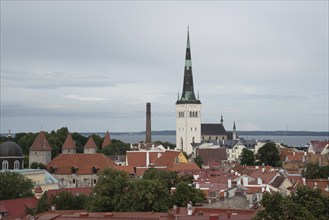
left=233, top=121, right=236, bottom=131
left=220, top=114, right=224, bottom=125
left=177, top=27, right=200, bottom=104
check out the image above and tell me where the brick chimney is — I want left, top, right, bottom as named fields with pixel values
left=146, top=103, right=151, bottom=144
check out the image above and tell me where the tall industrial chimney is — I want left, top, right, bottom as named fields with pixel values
left=146, top=103, right=151, bottom=144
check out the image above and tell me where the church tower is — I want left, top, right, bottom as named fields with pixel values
left=176, top=28, right=201, bottom=155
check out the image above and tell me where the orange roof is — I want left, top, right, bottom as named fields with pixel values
left=34, top=185, right=43, bottom=193
left=245, top=186, right=263, bottom=194
left=286, top=154, right=304, bottom=162
left=249, top=169, right=278, bottom=184
left=116, top=165, right=135, bottom=174
left=47, top=153, right=117, bottom=175
left=62, top=133, right=76, bottom=149
left=29, top=131, right=52, bottom=151
left=101, top=131, right=112, bottom=148
left=126, top=151, right=161, bottom=167
left=84, top=137, right=97, bottom=149
left=0, top=197, right=38, bottom=219
left=169, top=162, right=201, bottom=171
left=152, top=150, right=180, bottom=167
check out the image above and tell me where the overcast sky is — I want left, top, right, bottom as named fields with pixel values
left=1, top=1, right=328, bottom=133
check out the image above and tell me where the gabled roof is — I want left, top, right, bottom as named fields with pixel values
left=126, top=151, right=161, bottom=167
left=309, top=140, right=329, bottom=154
left=0, top=197, right=38, bottom=219
left=169, top=162, right=201, bottom=172
left=196, top=148, right=227, bottom=164
left=101, top=131, right=112, bottom=148
left=270, top=176, right=286, bottom=188
left=62, top=133, right=76, bottom=149
left=29, top=131, right=52, bottom=151
left=152, top=150, right=180, bottom=167
left=201, top=123, right=226, bottom=135
left=47, top=153, right=117, bottom=175
left=84, top=137, right=97, bottom=149
left=249, top=169, right=279, bottom=184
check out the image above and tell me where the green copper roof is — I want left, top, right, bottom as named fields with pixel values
left=177, top=28, right=200, bottom=104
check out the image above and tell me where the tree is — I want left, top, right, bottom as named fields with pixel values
left=256, top=142, right=281, bottom=166
left=194, top=155, right=203, bottom=168
left=153, top=140, right=176, bottom=149
left=50, top=191, right=89, bottom=210
left=0, top=172, right=34, bottom=200
left=303, top=163, right=329, bottom=179
left=98, top=139, right=130, bottom=156
left=239, top=148, right=255, bottom=165
left=36, top=193, right=50, bottom=213
left=142, top=168, right=179, bottom=190
left=87, top=168, right=134, bottom=212
left=253, top=186, right=329, bottom=220
left=132, top=179, right=171, bottom=212
left=30, top=162, right=47, bottom=169
left=172, top=182, right=205, bottom=207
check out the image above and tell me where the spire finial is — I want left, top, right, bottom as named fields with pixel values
left=220, top=114, right=224, bottom=125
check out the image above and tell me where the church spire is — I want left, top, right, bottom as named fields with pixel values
left=177, top=27, right=200, bottom=104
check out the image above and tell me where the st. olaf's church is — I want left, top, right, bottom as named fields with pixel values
left=176, top=29, right=237, bottom=156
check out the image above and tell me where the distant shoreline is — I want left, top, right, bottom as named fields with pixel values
left=85, top=130, right=328, bottom=137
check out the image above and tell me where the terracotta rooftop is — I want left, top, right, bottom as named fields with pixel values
left=152, top=150, right=181, bottom=167
left=29, top=131, right=52, bottom=151
left=62, top=133, right=76, bottom=149
left=126, top=151, right=161, bottom=167
left=309, top=140, right=329, bottom=154
left=101, top=131, right=112, bottom=148
left=84, top=137, right=97, bottom=149
left=249, top=169, right=278, bottom=184
left=0, top=197, right=38, bottom=219
left=197, top=148, right=227, bottom=164
left=169, top=162, right=201, bottom=172
left=47, top=153, right=117, bottom=175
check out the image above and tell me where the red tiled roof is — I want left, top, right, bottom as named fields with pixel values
left=47, top=153, right=117, bottom=175
left=126, top=151, right=161, bottom=167
left=0, top=197, right=38, bottom=219
left=152, top=150, right=180, bottom=167
left=29, top=131, right=52, bottom=151
left=62, top=133, right=76, bottom=149
left=197, top=148, right=227, bottom=164
left=169, top=162, right=201, bottom=172
left=116, top=165, right=135, bottom=175
left=310, top=140, right=329, bottom=154
left=34, top=185, right=43, bottom=193
left=286, top=154, right=304, bottom=162
left=84, top=137, right=97, bottom=149
left=249, top=169, right=279, bottom=184
left=101, top=131, right=112, bottom=148
left=245, top=186, right=263, bottom=194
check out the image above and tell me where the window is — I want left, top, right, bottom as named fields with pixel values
left=72, top=179, right=76, bottom=184
left=190, top=112, right=192, bottom=117
left=94, top=179, right=97, bottom=184
left=2, top=160, right=9, bottom=170
left=195, top=112, right=198, bottom=117
left=14, top=160, right=20, bottom=170
left=192, top=137, right=195, bottom=143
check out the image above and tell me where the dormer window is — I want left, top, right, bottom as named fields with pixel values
left=92, top=166, right=99, bottom=174
left=71, top=166, right=79, bottom=174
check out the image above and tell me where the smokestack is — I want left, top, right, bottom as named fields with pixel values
left=146, top=103, right=151, bottom=144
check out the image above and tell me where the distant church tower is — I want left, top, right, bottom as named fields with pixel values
left=176, top=28, right=201, bottom=155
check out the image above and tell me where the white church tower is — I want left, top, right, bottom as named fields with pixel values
left=176, top=28, right=201, bottom=156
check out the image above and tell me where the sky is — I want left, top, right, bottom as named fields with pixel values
left=0, top=1, right=328, bottom=133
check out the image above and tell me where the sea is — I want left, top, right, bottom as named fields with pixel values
left=110, top=134, right=329, bottom=148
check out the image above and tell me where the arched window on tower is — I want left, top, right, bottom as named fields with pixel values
left=2, top=160, right=9, bottom=170
left=195, top=112, right=198, bottom=117
left=192, top=137, right=195, bottom=143
left=190, top=112, right=192, bottom=117
left=180, top=138, right=183, bottom=150
left=14, top=160, right=20, bottom=170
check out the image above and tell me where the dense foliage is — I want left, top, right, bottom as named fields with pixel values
left=256, top=142, right=281, bottom=166
left=87, top=168, right=205, bottom=212
left=0, top=172, right=34, bottom=200
left=30, top=162, right=47, bottom=169
left=303, top=163, right=329, bottom=179
left=193, top=155, right=203, bottom=168
left=153, top=140, right=176, bottom=149
left=253, top=186, right=329, bottom=220
left=239, top=148, right=256, bottom=165
left=97, top=139, right=130, bottom=155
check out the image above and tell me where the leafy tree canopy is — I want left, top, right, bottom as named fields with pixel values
left=303, top=163, right=329, bottom=179
left=240, top=148, right=256, bottom=165
left=50, top=191, right=89, bottom=210
left=172, top=182, right=205, bottom=207
left=30, top=162, right=47, bottom=169
left=256, top=142, right=281, bottom=167
left=194, top=155, right=203, bottom=169
left=0, top=172, right=34, bottom=200
left=253, top=186, right=329, bottom=220
left=98, top=139, right=131, bottom=156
